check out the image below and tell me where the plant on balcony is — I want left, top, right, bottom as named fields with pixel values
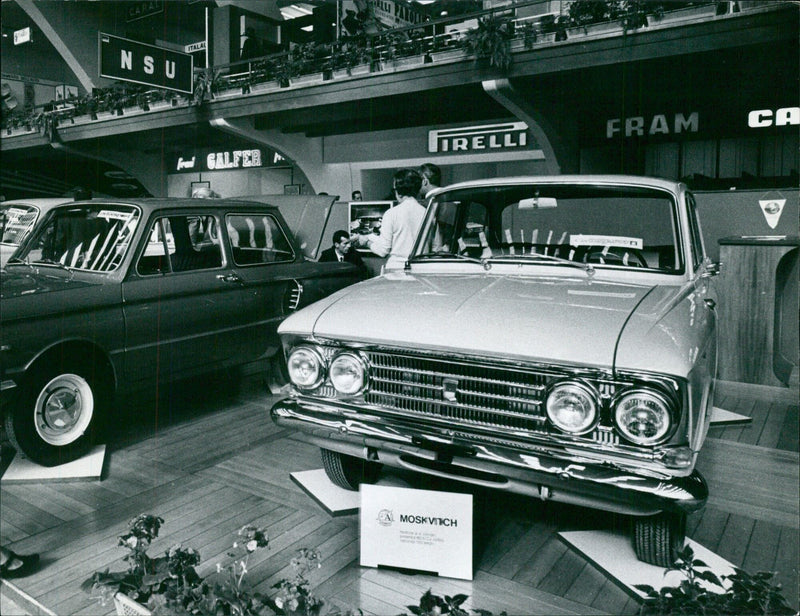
left=464, top=16, right=513, bottom=73
left=192, top=68, right=222, bottom=105
left=273, top=52, right=298, bottom=88
left=566, top=0, right=670, bottom=33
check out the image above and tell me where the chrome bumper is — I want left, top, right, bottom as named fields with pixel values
left=271, top=397, right=707, bottom=517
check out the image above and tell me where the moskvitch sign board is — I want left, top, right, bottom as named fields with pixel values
left=360, top=484, right=473, bottom=580
left=99, top=33, right=193, bottom=94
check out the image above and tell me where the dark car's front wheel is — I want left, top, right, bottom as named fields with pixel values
left=633, top=511, right=687, bottom=567
left=5, top=362, right=107, bottom=467
left=321, top=448, right=382, bottom=490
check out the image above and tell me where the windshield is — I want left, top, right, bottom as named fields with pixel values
left=13, top=204, right=141, bottom=272
left=1, top=204, right=40, bottom=246
left=414, top=183, right=683, bottom=274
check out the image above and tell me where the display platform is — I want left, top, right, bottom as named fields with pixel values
left=559, top=530, right=735, bottom=600
left=290, top=469, right=360, bottom=516
left=290, top=468, right=414, bottom=516
left=0, top=445, right=106, bottom=483
left=710, top=406, right=751, bottom=425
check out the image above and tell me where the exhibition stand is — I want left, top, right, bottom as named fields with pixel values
left=559, top=531, right=735, bottom=599
left=0, top=445, right=106, bottom=484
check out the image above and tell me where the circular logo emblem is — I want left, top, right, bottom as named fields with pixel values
left=377, top=509, right=394, bottom=526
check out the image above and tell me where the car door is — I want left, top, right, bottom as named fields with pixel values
left=686, top=192, right=719, bottom=450
left=223, top=210, right=302, bottom=360
left=121, top=208, right=246, bottom=386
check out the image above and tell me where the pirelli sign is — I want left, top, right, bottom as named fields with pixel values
left=428, top=122, right=529, bottom=153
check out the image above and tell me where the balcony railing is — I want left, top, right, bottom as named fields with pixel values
left=0, top=1, right=761, bottom=140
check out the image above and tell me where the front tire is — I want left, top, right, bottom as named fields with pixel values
left=5, top=363, right=107, bottom=467
left=320, top=448, right=382, bottom=490
left=633, top=511, right=687, bottom=567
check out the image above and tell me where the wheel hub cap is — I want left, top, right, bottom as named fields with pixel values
left=34, top=373, right=94, bottom=445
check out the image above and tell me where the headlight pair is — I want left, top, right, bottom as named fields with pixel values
left=546, top=381, right=674, bottom=445
left=287, top=346, right=367, bottom=395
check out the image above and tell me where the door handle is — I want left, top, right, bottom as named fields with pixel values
left=216, top=273, right=243, bottom=285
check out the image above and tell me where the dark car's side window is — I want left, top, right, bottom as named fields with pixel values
left=226, top=213, right=294, bottom=266
left=137, top=214, right=223, bottom=275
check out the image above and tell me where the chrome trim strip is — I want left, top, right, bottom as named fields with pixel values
left=1, top=379, right=18, bottom=392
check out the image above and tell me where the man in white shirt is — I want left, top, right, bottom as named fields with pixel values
left=358, top=169, right=425, bottom=270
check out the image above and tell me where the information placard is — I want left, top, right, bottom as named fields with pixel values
left=360, top=484, right=473, bottom=580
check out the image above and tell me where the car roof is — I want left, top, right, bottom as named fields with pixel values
left=51, top=197, right=282, bottom=213
left=2, top=197, right=76, bottom=209
left=428, top=175, right=685, bottom=196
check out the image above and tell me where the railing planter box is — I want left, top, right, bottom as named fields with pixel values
left=655, top=3, right=718, bottom=26
left=430, top=48, right=468, bottom=63
left=567, top=21, right=622, bottom=39
left=349, top=63, right=371, bottom=76
left=251, top=81, right=278, bottom=93
left=393, top=55, right=425, bottom=69
left=293, top=72, right=324, bottom=86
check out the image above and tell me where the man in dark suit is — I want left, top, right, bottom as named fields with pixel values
left=319, top=230, right=368, bottom=276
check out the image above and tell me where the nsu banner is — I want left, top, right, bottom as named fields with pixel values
left=99, top=33, right=193, bottom=94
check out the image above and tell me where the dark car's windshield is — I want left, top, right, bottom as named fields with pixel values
left=12, top=204, right=141, bottom=272
left=1, top=204, right=40, bottom=246
left=414, top=183, right=683, bottom=273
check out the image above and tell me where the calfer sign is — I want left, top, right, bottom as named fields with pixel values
left=99, top=33, right=193, bottom=94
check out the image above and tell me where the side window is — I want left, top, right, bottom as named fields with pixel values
left=226, top=214, right=294, bottom=266
left=686, top=193, right=705, bottom=271
left=137, top=215, right=222, bottom=275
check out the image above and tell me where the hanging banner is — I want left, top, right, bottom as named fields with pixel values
left=99, top=33, right=193, bottom=94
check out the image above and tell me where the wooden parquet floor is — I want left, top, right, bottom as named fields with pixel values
left=1, top=373, right=798, bottom=615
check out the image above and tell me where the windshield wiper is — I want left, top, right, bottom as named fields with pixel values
left=412, top=251, right=492, bottom=269
left=488, top=251, right=595, bottom=277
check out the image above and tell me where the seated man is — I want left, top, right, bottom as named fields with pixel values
left=319, top=230, right=368, bottom=275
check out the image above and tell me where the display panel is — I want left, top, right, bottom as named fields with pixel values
left=349, top=200, right=393, bottom=252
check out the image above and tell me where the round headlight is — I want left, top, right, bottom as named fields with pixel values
left=329, top=352, right=367, bottom=395
left=287, top=347, right=325, bottom=390
left=546, top=381, right=598, bottom=435
left=614, top=389, right=672, bottom=445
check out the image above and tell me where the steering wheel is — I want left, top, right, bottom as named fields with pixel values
left=583, top=246, right=647, bottom=267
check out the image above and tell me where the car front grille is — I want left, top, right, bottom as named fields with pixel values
left=363, top=350, right=553, bottom=432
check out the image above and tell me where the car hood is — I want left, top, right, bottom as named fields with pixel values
left=283, top=272, right=661, bottom=368
left=0, top=268, right=97, bottom=299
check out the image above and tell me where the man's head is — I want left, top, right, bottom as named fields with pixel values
left=351, top=190, right=363, bottom=201
left=419, top=163, right=441, bottom=192
left=393, top=168, right=423, bottom=199
left=332, top=230, right=352, bottom=254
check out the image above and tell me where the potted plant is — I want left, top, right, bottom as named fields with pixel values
left=464, top=16, right=513, bottom=73
left=81, top=513, right=328, bottom=616
left=80, top=514, right=202, bottom=612
left=636, top=545, right=794, bottom=615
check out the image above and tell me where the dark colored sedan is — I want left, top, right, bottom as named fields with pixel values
left=1, top=197, right=364, bottom=466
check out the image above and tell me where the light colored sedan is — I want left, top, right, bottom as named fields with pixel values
left=1, top=198, right=74, bottom=266
left=271, top=175, right=720, bottom=567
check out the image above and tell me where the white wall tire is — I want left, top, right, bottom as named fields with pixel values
left=5, top=363, right=106, bottom=467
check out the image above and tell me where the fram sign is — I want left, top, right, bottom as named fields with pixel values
left=607, top=113, right=699, bottom=138
left=429, top=122, right=529, bottom=153
left=99, top=33, right=193, bottom=94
